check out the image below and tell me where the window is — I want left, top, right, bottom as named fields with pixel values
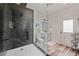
left=63, top=19, right=73, bottom=33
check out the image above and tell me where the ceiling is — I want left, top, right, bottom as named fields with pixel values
left=48, top=3, right=74, bottom=13
left=26, top=3, right=79, bottom=14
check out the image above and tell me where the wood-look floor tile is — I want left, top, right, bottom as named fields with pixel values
left=48, top=43, right=76, bottom=56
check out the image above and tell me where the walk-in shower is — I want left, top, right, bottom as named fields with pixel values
left=0, top=3, right=33, bottom=51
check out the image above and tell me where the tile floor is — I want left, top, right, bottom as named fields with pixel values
left=48, top=42, right=77, bottom=56
left=0, top=44, right=45, bottom=56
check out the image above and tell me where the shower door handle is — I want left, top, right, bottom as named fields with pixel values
left=26, top=32, right=29, bottom=40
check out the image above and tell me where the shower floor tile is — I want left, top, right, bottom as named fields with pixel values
left=2, top=44, right=45, bottom=56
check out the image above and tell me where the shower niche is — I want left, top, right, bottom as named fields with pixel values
left=0, top=4, right=33, bottom=51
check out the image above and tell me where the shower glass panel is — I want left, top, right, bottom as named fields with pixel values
left=34, top=20, right=48, bottom=53
left=33, top=3, right=49, bottom=53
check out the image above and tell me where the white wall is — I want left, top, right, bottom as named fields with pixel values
left=48, top=4, right=79, bottom=47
